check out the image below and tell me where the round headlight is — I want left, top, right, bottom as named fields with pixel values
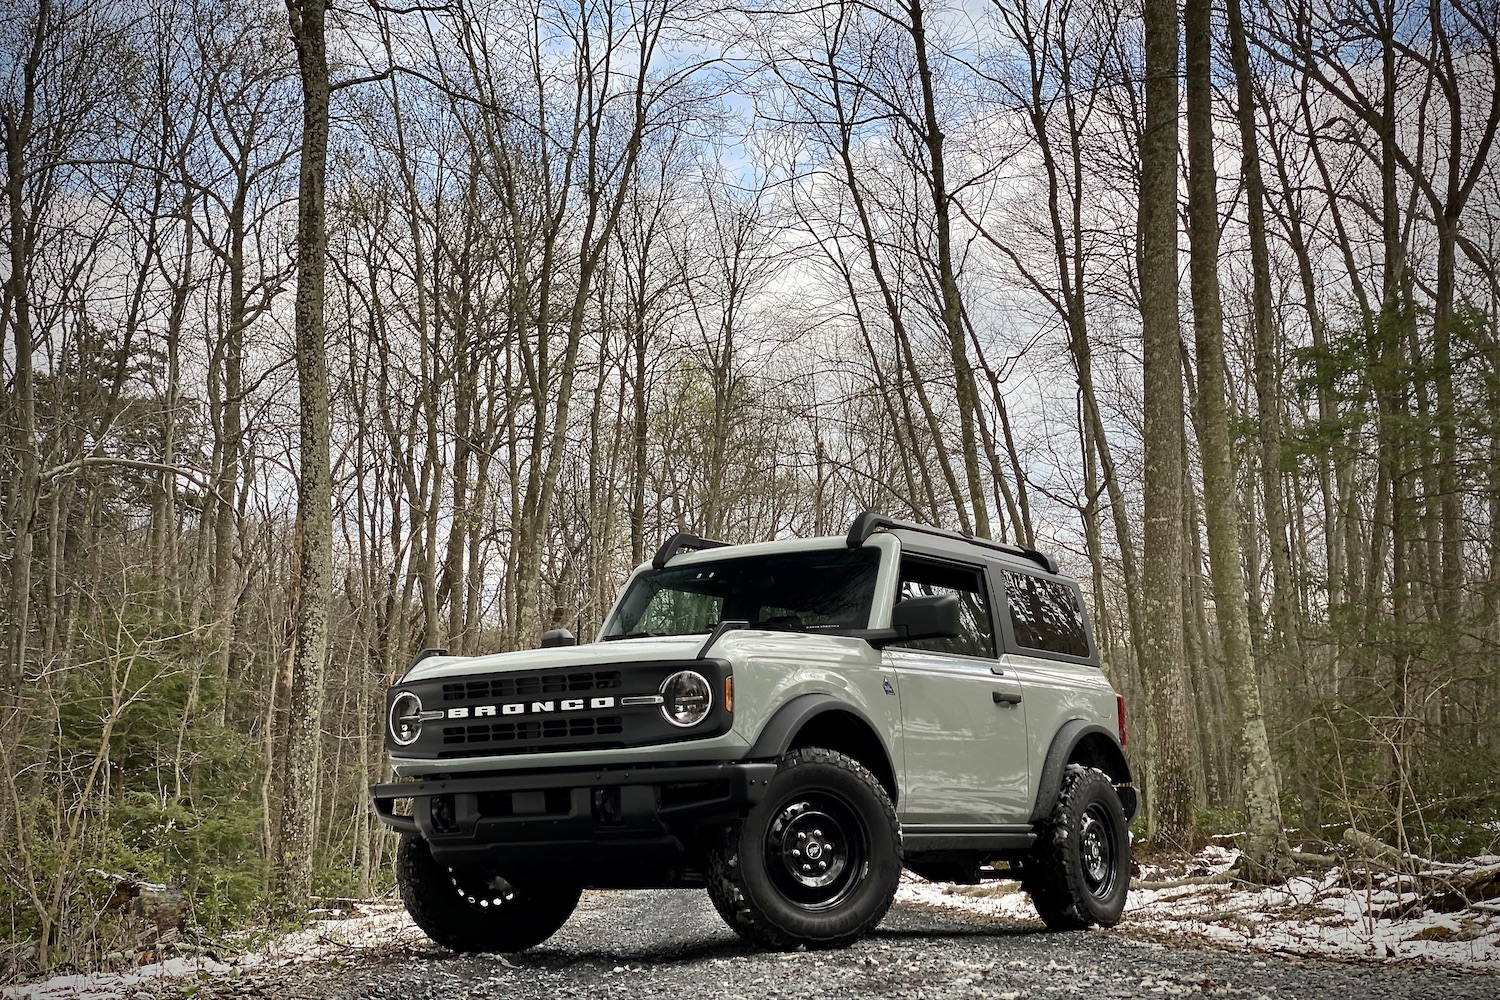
left=660, top=670, right=712, bottom=728
left=389, top=690, right=424, bottom=746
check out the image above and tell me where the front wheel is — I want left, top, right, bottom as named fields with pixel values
left=1024, top=765, right=1130, bottom=930
left=396, top=834, right=581, bottom=952
left=707, top=748, right=901, bottom=950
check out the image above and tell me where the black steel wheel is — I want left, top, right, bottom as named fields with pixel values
left=707, top=747, right=901, bottom=950
left=1077, top=800, right=1121, bottom=898
left=762, top=791, right=866, bottom=910
left=396, top=834, right=581, bottom=952
left=1025, top=765, right=1130, bottom=930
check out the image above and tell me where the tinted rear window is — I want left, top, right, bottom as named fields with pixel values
left=1003, top=571, right=1089, bottom=658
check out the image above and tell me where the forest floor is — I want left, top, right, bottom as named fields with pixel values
left=6, top=844, right=1498, bottom=998
left=906, top=843, right=1500, bottom=970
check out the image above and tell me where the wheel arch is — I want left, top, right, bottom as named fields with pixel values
left=747, top=694, right=899, bottom=805
left=1029, top=719, right=1136, bottom=824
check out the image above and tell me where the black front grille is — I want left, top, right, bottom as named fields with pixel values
left=441, top=670, right=622, bottom=702
left=442, top=716, right=625, bottom=746
left=388, top=657, right=732, bottom=759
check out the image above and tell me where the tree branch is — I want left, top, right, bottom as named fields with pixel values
left=41, top=457, right=226, bottom=504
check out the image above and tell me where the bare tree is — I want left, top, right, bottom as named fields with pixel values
left=278, top=0, right=334, bottom=914
left=0, top=0, right=52, bottom=700
left=1224, top=0, right=1321, bottom=841
left=1138, top=0, right=1196, bottom=847
left=1183, top=0, right=1288, bottom=876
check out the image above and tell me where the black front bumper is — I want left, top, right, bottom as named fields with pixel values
left=370, top=761, right=776, bottom=881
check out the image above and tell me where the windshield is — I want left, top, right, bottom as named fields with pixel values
left=602, top=547, right=881, bottom=639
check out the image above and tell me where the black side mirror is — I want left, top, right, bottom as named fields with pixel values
left=889, top=594, right=962, bottom=643
left=541, top=628, right=577, bottom=648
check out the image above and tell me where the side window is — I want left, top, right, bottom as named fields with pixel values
left=892, top=558, right=995, bottom=658
left=1003, top=571, right=1089, bottom=658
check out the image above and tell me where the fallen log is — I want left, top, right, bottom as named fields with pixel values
left=1376, top=865, right=1500, bottom=919
left=1341, top=829, right=1404, bottom=867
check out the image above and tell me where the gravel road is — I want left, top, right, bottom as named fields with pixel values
left=175, top=890, right=1496, bottom=1000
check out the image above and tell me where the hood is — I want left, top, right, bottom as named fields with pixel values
left=400, top=635, right=709, bottom=682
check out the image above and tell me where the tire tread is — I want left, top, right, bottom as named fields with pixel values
left=396, top=834, right=581, bottom=952
left=1025, top=764, right=1129, bottom=931
left=706, top=747, right=900, bottom=950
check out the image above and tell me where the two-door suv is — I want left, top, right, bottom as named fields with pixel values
left=371, top=512, right=1135, bottom=951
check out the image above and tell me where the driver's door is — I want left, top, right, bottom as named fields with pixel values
left=886, top=556, right=1031, bottom=826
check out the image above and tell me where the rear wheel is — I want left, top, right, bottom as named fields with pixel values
left=1024, top=765, right=1130, bottom=930
left=707, top=748, right=901, bottom=950
left=396, top=834, right=581, bottom=952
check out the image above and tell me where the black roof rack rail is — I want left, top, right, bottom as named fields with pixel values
left=408, top=647, right=448, bottom=669
left=652, top=531, right=730, bottom=569
left=845, top=511, right=1058, bottom=574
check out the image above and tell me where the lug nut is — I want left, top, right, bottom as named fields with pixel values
left=819, top=861, right=827, bottom=870
left=792, top=849, right=801, bottom=857
left=814, top=829, right=822, bottom=837
left=798, top=832, right=806, bottom=840
left=802, top=864, right=811, bottom=872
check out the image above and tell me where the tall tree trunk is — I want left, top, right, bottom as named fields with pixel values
left=909, top=0, right=990, bottom=537
left=279, top=0, right=333, bottom=916
left=1225, top=0, right=1320, bottom=836
left=206, top=204, right=246, bottom=728
left=1373, top=0, right=1415, bottom=817
left=1138, top=0, right=1196, bottom=849
left=1, top=0, right=49, bottom=702
left=1185, top=0, right=1289, bottom=877
left=630, top=314, right=649, bottom=566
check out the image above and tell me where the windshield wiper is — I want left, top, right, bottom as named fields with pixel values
left=601, top=630, right=663, bottom=641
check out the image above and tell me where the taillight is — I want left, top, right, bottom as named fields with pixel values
left=1116, top=693, right=1127, bottom=747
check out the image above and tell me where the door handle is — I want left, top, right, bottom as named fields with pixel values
left=992, top=690, right=1022, bottom=705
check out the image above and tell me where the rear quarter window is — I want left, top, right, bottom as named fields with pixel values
left=1002, top=570, right=1090, bottom=659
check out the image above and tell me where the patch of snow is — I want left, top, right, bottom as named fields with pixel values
left=1, top=957, right=237, bottom=1000
left=900, top=850, right=1500, bottom=972
left=2, top=902, right=425, bottom=1000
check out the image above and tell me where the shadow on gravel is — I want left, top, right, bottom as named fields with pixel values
left=871, top=923, right=1044, bottom=942
left=475, top=936, right=758, bottom=969
left=477, top=919, right=1049, bottom=968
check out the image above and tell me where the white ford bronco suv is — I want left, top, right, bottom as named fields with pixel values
left=371, top=512, right=1135, bottom=951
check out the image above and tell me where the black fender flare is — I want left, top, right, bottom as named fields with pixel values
left=746, top=693, right=897, bottom=795
left=746, top=693, right=882, bottom=758
left=1030, top=719, right=1137, bottom=824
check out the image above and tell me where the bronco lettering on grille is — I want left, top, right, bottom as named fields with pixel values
left=445, top=696, right=616, bottom=720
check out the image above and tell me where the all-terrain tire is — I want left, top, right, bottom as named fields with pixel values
left=1024, top=765, right=1130, bottom=930
left=705, top=868, right=754, bottom=941
left=396, top=834, right=581, bottom=952
left=707, top=747, right=902, bottom=950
